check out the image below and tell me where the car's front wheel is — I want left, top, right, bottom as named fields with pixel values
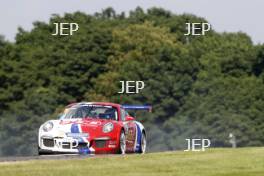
left=118, top=130, right=126, bottom=154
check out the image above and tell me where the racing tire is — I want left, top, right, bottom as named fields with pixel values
left=38, top=147, right=43, bottom=155
left=139, top=132, right=146, bottom=154
left=118, top=130, right=126, bottom=154
left=38, top=147, right=52, bottom=155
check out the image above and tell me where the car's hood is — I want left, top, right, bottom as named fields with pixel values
left=40, top=118, right=115, bottom=139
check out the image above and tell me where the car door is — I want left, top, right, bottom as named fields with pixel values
left=120, top=108, right=137, bottom=152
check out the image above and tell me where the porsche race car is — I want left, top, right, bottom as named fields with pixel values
left=38, top=102, right=151, bottom=155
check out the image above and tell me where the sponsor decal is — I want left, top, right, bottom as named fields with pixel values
left=83, top=105, right=113, bottom=108
left=66, top=133, right=89, bottom=138
left=60, top=119, right=82, bottom=125
left=89, top=121, right=101, bottom=125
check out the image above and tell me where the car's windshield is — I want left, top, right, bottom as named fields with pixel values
left=60, top=105, right=118, bottom=120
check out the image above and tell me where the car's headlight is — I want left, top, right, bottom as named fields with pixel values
left=103, top=122, right=114, bottom=133
left=42, top=121, right=54, bottom=132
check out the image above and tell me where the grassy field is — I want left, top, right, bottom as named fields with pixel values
left=0, top=147, right=263, bottom=176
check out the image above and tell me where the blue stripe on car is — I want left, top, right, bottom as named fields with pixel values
left=70, top=124, right=89, bottom=154
left=135, top=123, right=142, bottom=152
left=78, top=147, right=90, bottom=154
left=70, top=123, right=84, bottom=143
left=71, top=123, right=79, bottom=133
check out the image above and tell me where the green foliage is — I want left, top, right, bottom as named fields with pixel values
left=0, top=7, right=263, bottom=156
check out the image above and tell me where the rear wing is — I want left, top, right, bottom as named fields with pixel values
left=122, top=105, right=152, bottom=112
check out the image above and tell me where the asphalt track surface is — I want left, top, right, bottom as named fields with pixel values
left=0, top=154, right=122, bottom=162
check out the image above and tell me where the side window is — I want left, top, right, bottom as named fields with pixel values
left=120, top=108, right=126, bottom=121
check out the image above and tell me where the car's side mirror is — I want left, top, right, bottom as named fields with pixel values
left=125, top=116, right=135, bottom=121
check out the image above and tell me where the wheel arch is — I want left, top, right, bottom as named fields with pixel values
left=135, top=121, right=146, bottom=153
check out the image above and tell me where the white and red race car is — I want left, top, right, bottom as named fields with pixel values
left=38, top=102, right=151, bottom=155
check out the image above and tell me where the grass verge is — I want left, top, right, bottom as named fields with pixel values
left=0, top=147, right=263, bottom=176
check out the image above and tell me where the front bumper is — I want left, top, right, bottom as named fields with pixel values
left=38, top=148, right=80, bottom=155
left=38, top=136, right=119, bottom=154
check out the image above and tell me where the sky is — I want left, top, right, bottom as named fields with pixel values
left=0, top=0, right=263, bottom=44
